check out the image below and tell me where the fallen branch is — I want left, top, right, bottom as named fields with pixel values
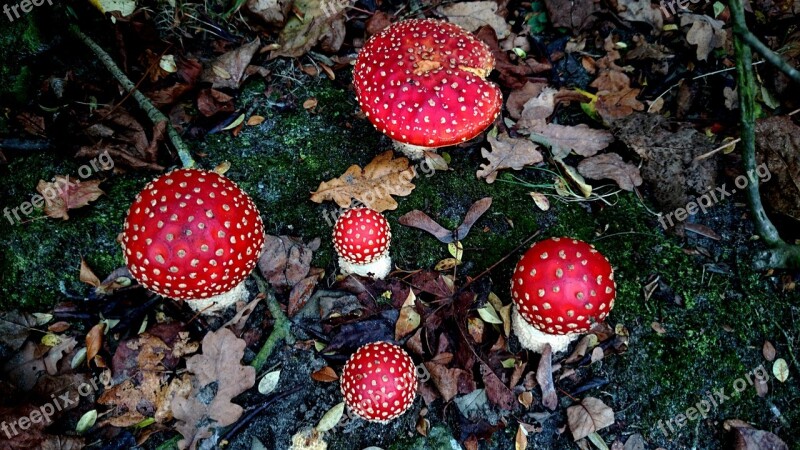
left=68, top=25, right=196, bottom=169
left=730, top=0, right=800, bottom=269
left=250, top=277, right=293, bottom=372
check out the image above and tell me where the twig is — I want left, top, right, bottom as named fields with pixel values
left=68, top=25, right=196, bottom=169
left=692, top=138, right=740, bottom=162
left=730, top=0, right=800, bottom=269
left=220, top=386, right=302, bottom=443
left=459, top=231, right=540, bottom=291
left=737, top=32, right=800, bottom=84
left=250, top=277, right=293, bottom=372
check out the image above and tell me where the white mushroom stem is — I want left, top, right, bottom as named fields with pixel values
left=392, top=141, right=434, bottom=160
left=512, top=307, right=580, bottom=354
left=339, top=253, right=392, bottom=279
left=184, top=281, right=249, bottom=314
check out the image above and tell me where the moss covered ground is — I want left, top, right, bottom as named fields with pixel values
left=0, top=75, right=798, bottom=449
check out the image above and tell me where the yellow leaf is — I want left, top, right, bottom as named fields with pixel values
left=773, top=358, right=789, bottom=382
left=247, top=115, right=266, bottom=126
left=435, top=258, right=462, bottom=271
left=395, top=291, right=421, bottom=340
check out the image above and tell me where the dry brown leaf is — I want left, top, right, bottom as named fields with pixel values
left=79, top=258, right=101, bottom=288
left=480, top=363, right=515, bottom=410
left=577, top=152, right=643, bottom=191
left=531, top=123, right=614, bottom=158
left=424, top=362, right=473, bottom=402
left=303, top=98, right=318, bottom=110
left=506, top=82, right=547, bottom=119
left=247, top=115, right=266, bottom=126
left=201, top=39, right=261, bottom=89
left=396, top=291, right=421, bottom=340
left=596, top=88, right=645, bottom=121
left=542, top=0, right=599, bottom=30
left=85, top=323, right=105, bottom=364
left=763, top=341, right=777, bottom=361
left=437, top=1, right=511, bottom=39
left=517, top=87, right=558, bottom=130
left=615, top=0, right=663, bottom=31
left=567, top=397, right=615, bottom=441
left=246, top=0, right=292, bottom=27
left=257, top=235, right=320, bottom=291
left=477, top=132, right=543, bottom=183
left=310, top=150, right=416, bottom=212
left=681, top=14, right=726, bottom=61
left=536, top=345, right=558, bottom=410
left=311, top=366, right=339, bottom=382
left=197, top=89, right=235, bottom=117
left=36, top=177, right=105, bottom=221
left=272, top=0, right=346, bottom=58
left=516, top=423, right=528, bottom=450
left=726, top=421, right=789, bottom=450
left=171, top=328, right=256, bottom=450
left=288, top=271, right=323, bottom=317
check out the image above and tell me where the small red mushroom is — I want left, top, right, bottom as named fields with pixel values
left=333, top=207, right=392, bottom=279
left=353, top=18, right=503, bottom=159
left=510, top=237, right=616, bottom=353
left=121, top=169, right=265, bottom=313
left=340, top=341, right=418, bottom=423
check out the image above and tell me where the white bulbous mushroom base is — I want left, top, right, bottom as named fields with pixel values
left=512, top=307, right=579, bottom=354
left=393, top=141, right=434, bottom=160
left=339, top=253, right=392, bottom=279
left=184, top=281, right=248, bottom=314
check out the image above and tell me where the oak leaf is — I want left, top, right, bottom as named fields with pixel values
left=310, top=150, right=416, bottom=212
left=681, top=14, right=726, bottom=61
left=477, top=132, right=543, bottom=183
left=437, top=1, right=511, bottom=39
left=577, top=153, right=643, bottom=191
left=171, top=328, right=256, bottom=450
left=532, top=123, right=614, bottom=158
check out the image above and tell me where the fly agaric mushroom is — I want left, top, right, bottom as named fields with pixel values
left=341, top=341, right=417, bottom=423
left=353, top=18, right=503, bottom=159
left=511, top=237, right=616, bottom=354
left=333, top=207, right=392, bottom=279
left=121, top=169, right=265, bottom=313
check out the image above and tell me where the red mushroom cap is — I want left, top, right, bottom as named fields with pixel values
left=353, top=18, right=502, bottom=148
left=121, top=169, right=265, bottom=300
left=340, top=341, right=417, bottom=423
left=333, top=207, right=391, bottom=264
left=511, top=237, right=616, bottom=335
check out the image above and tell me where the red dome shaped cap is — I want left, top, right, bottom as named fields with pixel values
left=340, top=341, right=418, bottom=423
left=121, top=169, right=265, bottom=300
left=333, top=207, right=391, bottom=264
left=511, top=237, right=616, bottom=335
left=353, top=18, right=502, bottom=148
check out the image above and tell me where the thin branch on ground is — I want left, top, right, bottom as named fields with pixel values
left=730, top=0, right=800, bottom=269
left=736, top=31, right=800, bottom=84
left=68, top=25, right=197, bottom=169
left=250, top=277, right=293, bottom=372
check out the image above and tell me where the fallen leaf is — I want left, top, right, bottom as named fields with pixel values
left=0, top=311, right=38, bottom=356
left=303, top=98, right=318, bottom=110
left=398, top=210, right=454, bottom=243
left=681, top=14, right=726, bottom=61
left=577, top=152, right=643, bottom=191
left=727, top=422, right=789, bottom=450
left=542, top=0, right=599, bottom=30
left=272, top=0, right=346, bottom=58
left=516, top=423, right=528, bottom=450
left=773, top=358, right=789, bottom=382
left=197, top=89, right=235, bottom=117
left=37, top=177, right=105, bottom=221
left=257, top=235, right=320, bottom=291
left=288, top=271, right=324, bottom=317
left=477, top=132, right=543, bottom=183
left=246, top=0, right=293, bottom=27
left=80, top=258, right=101, bottom=288
left=425, top=362, right=473, bottom=403
left=311, top=366, right=338, bottom=382
left=201, top=39, right=262, bottom=89
left=615, top=0, right=663, bottom=31
left=171, top=328, right=256, bottom=450
left=763, top=341, right=776, bottom=361
left=529, top=123, right=614, bottom=158
left=529, top=192, right=550, bottom=211
left=480, top=363, right=515, bottom=410
left=316, top=402, right=345, bottom=433
left=536, top=344, right=557, bottom=410
left=651, top=322, right=666, bottom=334
left=596, top=89, right=645, bottom=121
left=454, top=197, right=493, bottom=241
left=247, top=115, right=266, bottom=126
left=396, top=291, right=421, bottom=340
left=85, top=323, right=105, bottom=364
left=567, top=397, right=615, bottom=440
left=310, top=151, right=416, bottom=212
left=258, top=370, right=281, bottom=395
left=437, top=1, right=511, bottom=39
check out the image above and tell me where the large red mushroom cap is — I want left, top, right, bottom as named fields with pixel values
left=121, top=169, right=265, bottom=301
left=340, top=341, right=417, bottom=423
left=333, top=207, right=391, bottom=265
left=511, top=237, right=616, bottom=338
left=353, top=18, right=502, bottom=150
